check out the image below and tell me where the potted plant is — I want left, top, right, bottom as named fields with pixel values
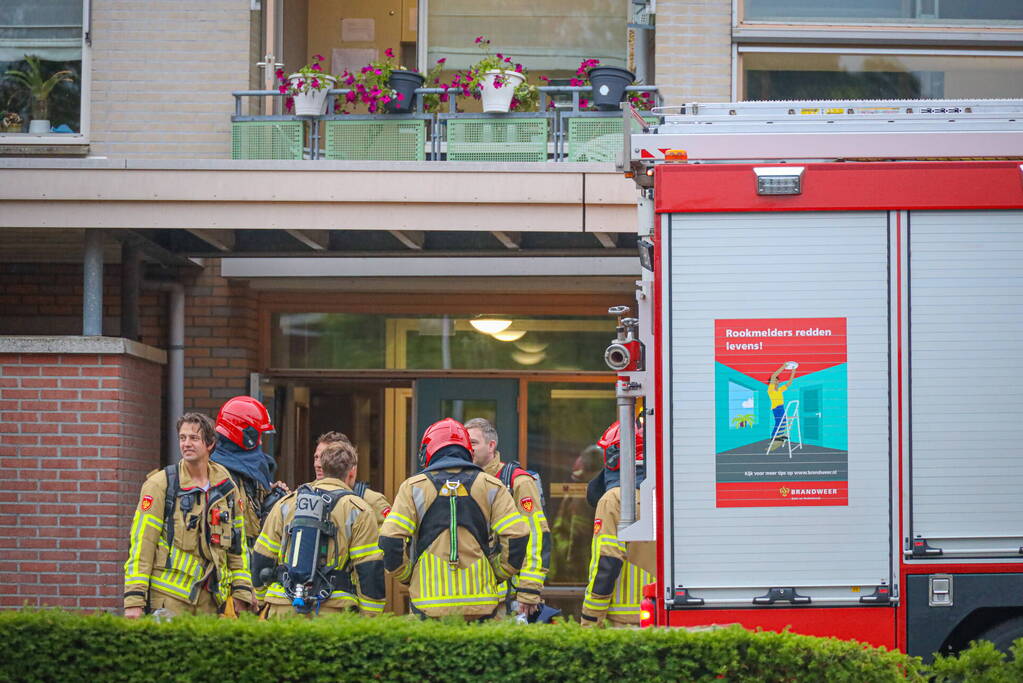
left=1, top=111, right=22, bottom=133
left=3, top=55, right=74, bottom=134
left=463, top=36, right=537, bottom=113
left=567, top=58, right=653, bottom=111
left=278, top=54, right=336, bottom=116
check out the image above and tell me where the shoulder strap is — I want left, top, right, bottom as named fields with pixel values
left=415, top=469, right=488, bottom=565
left=353, top=481, right=368, bottom=499
left=163, top=464, right=179, bottom=569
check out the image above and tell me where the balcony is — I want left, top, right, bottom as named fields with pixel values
left=230, top=86, right=662, bottom=162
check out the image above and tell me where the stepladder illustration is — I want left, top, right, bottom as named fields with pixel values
left=767, top=399, right=803, bottom=457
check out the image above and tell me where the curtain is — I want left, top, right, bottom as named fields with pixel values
left=0, top=0, right=83, bottom=62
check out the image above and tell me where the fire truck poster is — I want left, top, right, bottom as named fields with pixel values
left=714, top=317, right=848, bottom=508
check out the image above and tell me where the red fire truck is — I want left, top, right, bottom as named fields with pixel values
left=608, top=100, right=1023, bottom=659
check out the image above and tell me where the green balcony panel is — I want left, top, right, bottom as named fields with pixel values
left=566, top=117, right=655, bottom=163
left=231, top=121, right=304, bottom=160
left=324, top=119, right=426, bottom=161
left=446, top=119, right=548, bottom=162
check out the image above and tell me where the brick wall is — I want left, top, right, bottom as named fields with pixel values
left=655, top=0, right=733, bottom=103
left=0, top=349, right=163, bottom=611
left=0, top=259, right=260, bottom=416
left=89, top=1, right=252, bottom=159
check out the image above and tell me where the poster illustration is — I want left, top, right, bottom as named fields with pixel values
left=715, top=318, right=848, bottom=508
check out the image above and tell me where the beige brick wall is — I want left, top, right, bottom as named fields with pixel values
left=655, top=0, right=733, bottom=104
left=90, top=1, right=252, bottom=159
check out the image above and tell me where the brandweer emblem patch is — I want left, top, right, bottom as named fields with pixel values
left=140, top=495, right=153, bottom=511
left=382, top=507, right=391, bottom=518
left=593, top=518, right=602, bottom=535
left=520, top=497, right=533, bottom=512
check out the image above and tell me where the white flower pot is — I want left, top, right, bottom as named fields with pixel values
left=480, top=70, right=525, bottom=113
left=28, top=119, right=50, bottom=135
left=288, top=73, right=336, bottom=116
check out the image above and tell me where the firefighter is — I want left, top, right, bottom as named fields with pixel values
left=464, top=417, right=550, bottom=619
left=124, top=412, right=254, bottom=618
left=580, top=420, right=656, bottom=627
left=252, top=440, right=386, bottom=617
left=378, top=417, right=529, bottom=620
left=314, top=431, right=391, bottom=525
left=210, top=396, right=287, bottom=545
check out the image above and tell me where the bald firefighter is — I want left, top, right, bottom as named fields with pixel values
left=378, top=418, right=530, bottom=619
left=314, top=431, right=392, bottom=525
left=124, top=412, right=254, bottom=617
left=580, top=421, right=656, bottom=627
left=252, top=440, right=385, bottom=617
left=465, top=417, right=550, bottom=619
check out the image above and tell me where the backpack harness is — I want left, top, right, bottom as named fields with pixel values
left=275, top=485, right=356, bottom=614
left=160, top=464, right=243, bottom=569
left=498, top=461, right=545, bottom=510
left=415, top=469, right=489, bottom=567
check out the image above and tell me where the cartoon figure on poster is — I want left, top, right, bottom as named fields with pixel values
left=714, top=318, right=848, bottom=508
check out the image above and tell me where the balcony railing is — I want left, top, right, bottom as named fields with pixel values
left=230, top=86, right=662, bottom=162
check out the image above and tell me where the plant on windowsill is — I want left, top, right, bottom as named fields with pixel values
left=462, top=36, right=538, bottom=113
left=277, top=54, right=337, bottom=116
left=1, top=111, right=23, bottom=134
left=563, top=58, right=653, bottom=111
left=3, top=55, right=74, bottom=134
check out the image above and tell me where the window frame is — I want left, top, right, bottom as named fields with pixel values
left=0, top=0, right=91, bottom=146
left=736, top=0, right=1023, bottom=28
left=735, top=45, right=1023, bottom=100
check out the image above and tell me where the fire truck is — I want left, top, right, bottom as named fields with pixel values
left=607, top=99, right=1023, bottom=660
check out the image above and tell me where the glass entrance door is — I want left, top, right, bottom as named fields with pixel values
left=414, top=378, right=519, bottom=462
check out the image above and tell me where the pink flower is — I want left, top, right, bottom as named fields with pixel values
left=475, top=36, right=483, bottom=44
left=311, top=78, right=320, bottom=88
left=275, top=68, right=284, bottom=79
left=538, top=75, right=550, bottom=83
left=285, top=96, right=294, bottom=111
left=373, top=68, right=382, bottom=75
left=514, top=63, right=522, bottom=73
left=496, top=53, right=503, bottom=60
left=278, top=84, right=287, bottom=94
left=313, top=54, right=324, bottom=61
left=385, top=48, right=394, bottom=58
left=345, top=91, right=356, bottom=102
left=437, top=58, right=446, bottom=64
left=311, top=63, right=322, bottom=71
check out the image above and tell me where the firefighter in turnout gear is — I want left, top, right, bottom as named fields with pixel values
left=465, top=417, right=550, bottom=618
left=378, top=418, right=529, bottom=619
left=314, top=431, right=392, bottom=525
left=210, top=396, right=286, bottom=545
left=252, top=440, right=386, bottom=616
left=124, top=413, right=254, bottom=618
left=580, top=420, right=656, bottom=627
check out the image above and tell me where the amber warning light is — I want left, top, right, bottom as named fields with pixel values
left=665, top=149, right=688, bottom=161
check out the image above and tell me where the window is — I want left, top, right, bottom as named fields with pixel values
left=425, top=0, right=628, bottom=79
left=741, top=49, right=1023, bottom=100
left=270, top=313, right=614, bottom=371
left=743, top=0, right=1023, bottom=25
left=0, top=0, right=86, bottom=138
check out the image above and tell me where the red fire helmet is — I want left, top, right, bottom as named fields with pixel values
left=418, top=417, right=472, bottom=468
left=216, top=396, right=275, bottom=450
left=597, top=419, right=645, bottom=471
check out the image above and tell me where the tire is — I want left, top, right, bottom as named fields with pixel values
left=975, top=616, right=1023, bottom=655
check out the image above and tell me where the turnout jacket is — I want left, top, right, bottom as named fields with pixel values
left=378, top=456, right=530, bottom=618
left=253, top=478, right=386, bottom=614
left=359, top=486, right=392, bottom=527
left=124, top=460, right=253, bottom=610
left=484, top=457, right=550, bottom=606
left=581, top=487, right=656, bottom=626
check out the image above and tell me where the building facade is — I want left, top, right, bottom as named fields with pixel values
left=1, top=0, right=1021, bottom=614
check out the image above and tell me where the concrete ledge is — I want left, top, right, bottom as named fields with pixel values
left=0, top=336, right=167, bottom=365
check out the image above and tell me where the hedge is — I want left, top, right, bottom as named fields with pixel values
left=0, top=610, right=926, bottom=683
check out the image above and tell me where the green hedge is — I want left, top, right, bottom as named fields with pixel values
left=0, top=610, right=924, bottom=683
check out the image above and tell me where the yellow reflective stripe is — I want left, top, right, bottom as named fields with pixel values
left=414, top=595, right=500, bottom=607
left=518, top=571, right=545, bottom=582
left=124, top=512, right=163, bottom=581
left=517, top=512, right=546, bottom=584
left=255, top=534, right=280, bottom=553
left=492, top=512, right=524, bottom=534
left=359, top=598, right=385, bottom=612
left=386, top=512, right=416, bottom=534
left=413, top=554, right=500, bottom=606
left=583, top=596, right=611, bottom=610
left=350, top=544, right=382, bottom=559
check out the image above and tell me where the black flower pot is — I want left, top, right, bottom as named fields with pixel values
left=587, top=66, right=635, bottom=111
left=386, top=70, right=425, bottom=113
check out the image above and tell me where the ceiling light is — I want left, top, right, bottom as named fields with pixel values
left=469, top=317, right=512, bottom=334
left=511, top=350, right=546, bottom=366
left=492, top=329, right=526, bottom=342
left=515, top=341, right=548, bottom=353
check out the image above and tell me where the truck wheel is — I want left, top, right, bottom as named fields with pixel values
left=975, top=617, right=1023, bottom=655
